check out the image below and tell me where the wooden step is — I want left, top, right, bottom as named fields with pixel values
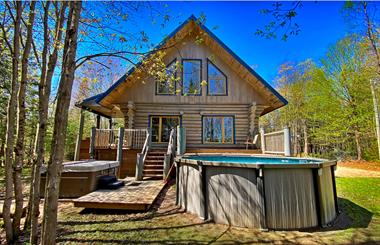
left=143, top=174, right=163, bottom=178
left=145, top=159, right=164, bottom=163
left=146, top=155, right=165, bottom=159
left=143, top=169, right=163, bottom=174
left=144, top=164, right=163, bottom=169
left=148, top=151, right=166, bottom=155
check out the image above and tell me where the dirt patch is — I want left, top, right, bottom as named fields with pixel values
left=335, top=166, right=380, bottom=178
left=338, top=160, right=380, bottom=172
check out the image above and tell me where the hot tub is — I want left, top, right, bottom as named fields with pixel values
left=40, top=160, right=119, bottom=198
left=175, top=154, right=338, bottom=230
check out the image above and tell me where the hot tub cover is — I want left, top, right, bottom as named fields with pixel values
left=40, top=160, right=119, bottom=173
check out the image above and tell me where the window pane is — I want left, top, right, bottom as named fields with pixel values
left=157, top=61, right=176, bottom=94
left=203, top=116, right=234, bottom=144
left=151, top=117, right=160, bottom=142
left=208, top=62, right=226, bottom=95
left=161, top=117, right=179, bottom=142
left=183, top=60, right=201, bottom=95
left=224, top=117, right=233, bottom=143
left=203, top=117, right=222, bottom=143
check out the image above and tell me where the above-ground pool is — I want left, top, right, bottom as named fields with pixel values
left=175, top=154, right=338, bottom=230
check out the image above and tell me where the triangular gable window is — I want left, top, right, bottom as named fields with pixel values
left=207, top=60, right=227, bottom=95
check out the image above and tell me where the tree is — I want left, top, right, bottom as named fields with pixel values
left=41, top=2, right=82, bottom=244
left=343, top=1, right=380, bottom=159
left=26, top=2, right=68, bottom=243
left=1, top=1, right=22, bottom=243
left=12, top=1, right=36, bottom=238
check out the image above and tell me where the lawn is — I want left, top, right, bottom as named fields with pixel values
left=51, top=177, right=380, bottom=244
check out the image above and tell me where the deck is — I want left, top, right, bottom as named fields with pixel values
left=73, top=178, right=166, bottom=211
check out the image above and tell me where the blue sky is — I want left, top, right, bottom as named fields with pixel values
left=160, top=1, right=348, bottom=83
left=75, top=1, right=354, bottom=92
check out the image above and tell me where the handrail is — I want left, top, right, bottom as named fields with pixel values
left=141, top=130, right=151, bottom=161
left=164, top=128, right=177, bottom=179
left=136, top=129, right=151, bottom=180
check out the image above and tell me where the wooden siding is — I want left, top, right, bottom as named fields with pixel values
left=264, top=169, right=318, bottom=229
left=206, top=166, right=264, bottom=228
left=124, top=103, right=266, bottom=148
left=317, top=166, right=336, bottom=225
left=113, top=35, right=270, bottom=106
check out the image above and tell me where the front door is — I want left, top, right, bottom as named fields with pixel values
left=150, top=115, right=180, bottom=143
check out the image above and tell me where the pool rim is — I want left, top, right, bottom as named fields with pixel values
left=175, top=153, right=337, bottom=169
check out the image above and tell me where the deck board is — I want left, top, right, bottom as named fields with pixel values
left=73, top=179, right=165, bottom=211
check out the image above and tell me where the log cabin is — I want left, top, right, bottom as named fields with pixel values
left=75, top=15, right=287, bottom=180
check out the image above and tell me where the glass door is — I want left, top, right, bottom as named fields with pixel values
left=150, top=116, right=180, bottom=143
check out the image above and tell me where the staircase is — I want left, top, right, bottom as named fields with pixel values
left=142, top=150, right=166, bottom=179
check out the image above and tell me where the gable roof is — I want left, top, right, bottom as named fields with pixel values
left=77, top=15, right=287, bottom=117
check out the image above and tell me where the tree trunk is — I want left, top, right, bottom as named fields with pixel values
left=354, top=130, right=362, bottom=160
left=26, top=2, right=68, bottom=244
left=41, top=2, right=82, bottom=244
left=370, top=79, right=380, bottom=158
left=303, top=120, right=309, bottom=156
left=3, top=2, right=22, bottom=243
left=363, top=2, right=380, bottom=159
left=12, top=1, right=36, bottom=238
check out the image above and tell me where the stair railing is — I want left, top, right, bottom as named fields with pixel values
left=163, top=128, right=177, bottom=179
left=136, top=128, right=151, bottom=180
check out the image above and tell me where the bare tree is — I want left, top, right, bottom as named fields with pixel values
left=2, top=1, right=22, bottom=243
left=25, top=2, right=68, bottom=244
left=12, top=1, right=36, bottom=238
left=41, top=1, right=82, bottom=244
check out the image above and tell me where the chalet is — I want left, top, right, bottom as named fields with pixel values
left=75, top=15, right=287, bottom=180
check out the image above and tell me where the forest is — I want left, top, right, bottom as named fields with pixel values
left=0, top=1, right=379, bottom=244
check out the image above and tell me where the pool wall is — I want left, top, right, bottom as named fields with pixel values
left=175, top=155, right=337, bottom=230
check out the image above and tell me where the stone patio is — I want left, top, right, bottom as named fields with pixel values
left=73, top=178, right=166, bottom=211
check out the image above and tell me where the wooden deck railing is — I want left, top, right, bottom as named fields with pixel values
left=123, top=129, right=148, bottom=149
left=92, top=128, right=148, bottom=150
left=260, top=127, right=291, bottom=156
left=94, top=129, right=119, bottom=149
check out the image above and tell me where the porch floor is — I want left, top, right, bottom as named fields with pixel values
left=73, top=178, right=166, bottom=211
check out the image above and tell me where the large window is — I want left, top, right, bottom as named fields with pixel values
left=182, top=59, right=201, bottom=95
left=151, top=116, right=180, bottom=143
left=203, top=116, right=234, bottom=144
left=156, top=59, right=176, bottom=95
left=207, top=60, right=227, bottom=95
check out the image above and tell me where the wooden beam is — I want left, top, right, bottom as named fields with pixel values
left=74, top=109, right=85, bottom=161
left=96, top=114, right=101, bottom=129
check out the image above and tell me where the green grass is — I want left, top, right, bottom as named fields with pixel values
left=336, top=177, right=380, bottom=215
left=49, top=177, right=380, bottom=244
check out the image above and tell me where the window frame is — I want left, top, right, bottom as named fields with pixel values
left=207, top=59, right=228, bottom=96
left=201, top=115, right=235, bottom=144
left=181, top=59, right=202, bottom=96
left=149, top=115, right=181, bottom=143
left=155, top=58, right=177, bottom=96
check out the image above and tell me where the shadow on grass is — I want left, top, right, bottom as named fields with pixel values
left=56, top=183, right=376, bottom=244
left=329, top=197, right=373, bottom=230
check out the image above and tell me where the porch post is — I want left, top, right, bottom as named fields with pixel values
left=116, top=127, right=125, bottom=163
left=108, top=118, right=113, bottom=129
left=177, top=126, right=186, bottom=155
left=127, top=101, right=135, bottom=129
left=96, top=114, right=101, bottom=129
left=284, top=126, right=291, bottom=156
left=89, top=127, right=96, bottom=159
left=260, top=127, right=266, bottom=154
left=74, top=109, right=85, bottom=161
left=249, top=102, right=257, bottom=135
